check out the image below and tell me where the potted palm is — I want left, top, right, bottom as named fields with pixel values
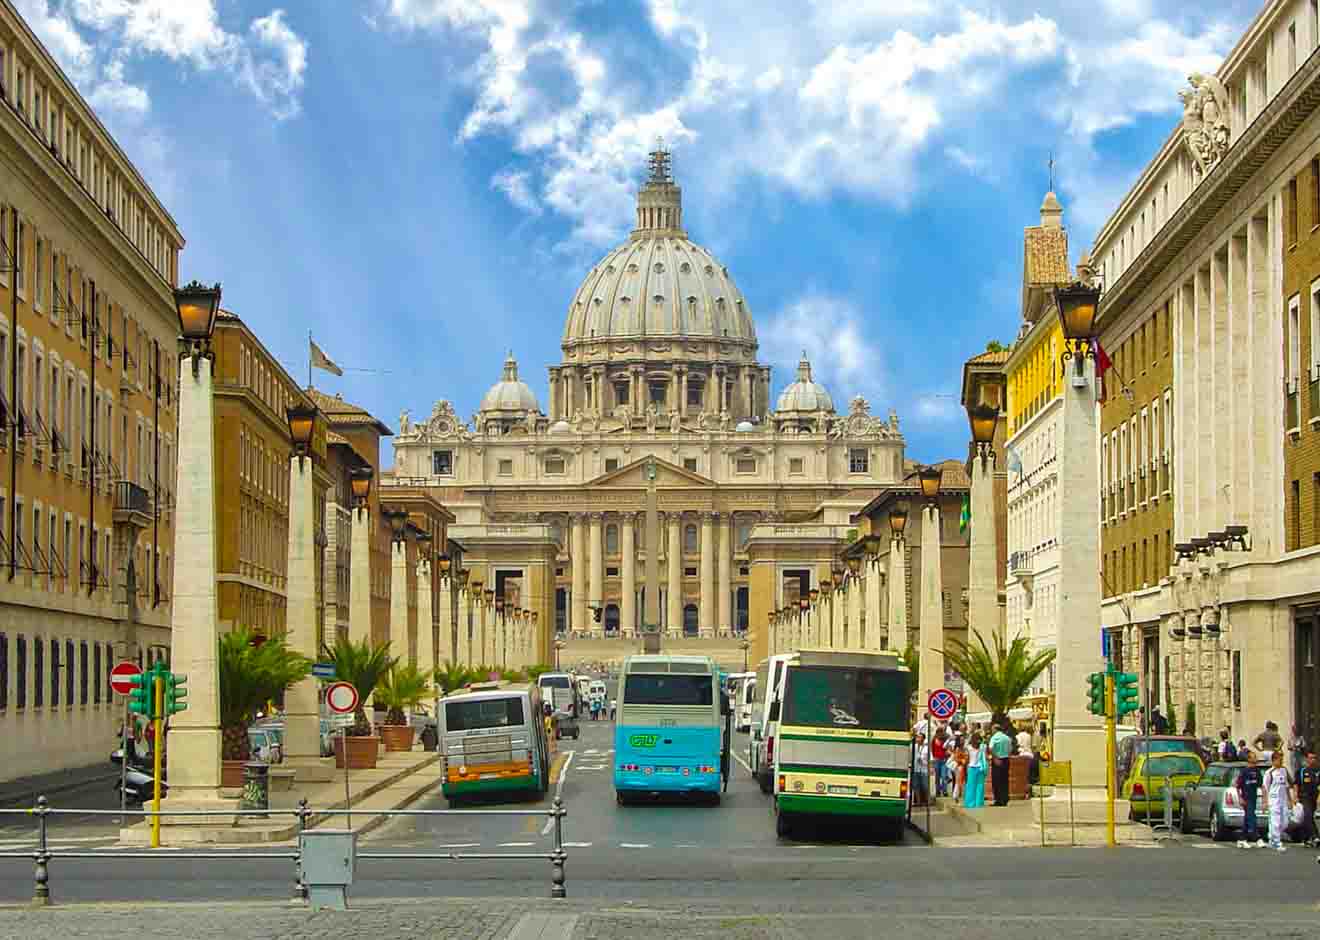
left=219, top=628, right=312, bottom=787
left=375, top=663, right=432, bottom=751
left=434, top=660, right=474, bottom=697
left=324, top=636, right=396, bottom=769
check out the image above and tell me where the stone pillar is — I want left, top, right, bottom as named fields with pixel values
left=831, top=588, right=843, bottom=649
left=437, top=574, right=454, bottom=666
left=571, top=514, right=587, bottom=635
left=865, top=557, right=882, bottom=650
left=621, top=515, right=637, bottom=637
left=849, top=575, right=863, bottom=650
left=159, top=354, right=228, bottom=810
left=744, top=369, right=754, bottom=419
left=887, top=542, right=906, bottom=652
left=589, top=513, right=604, bottom=637
left=700, top=513, right=715, bottom=637
left=350, top=503, right=373, bottom=646
left=667, top=513, right=682, bottom=637
left=416, top=559, right=434, bottom=675
left=718, top=515, right=733, bottom=637
left=969, top=453, right=999, bottom=645
left=548, top=369, right=559, bottom=421
left=456, top=588, right=471, bottom=667
left=919, top=504, right=943, bottom=701
left=679, top=369, right=688, bottom=418
left=390, top=538, right=409, bottom=663
left=283, top=453, right=333, bottom=781
left=1053, top=355, right=1106, bottom=786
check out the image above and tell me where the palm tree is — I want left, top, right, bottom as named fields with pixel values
left=374, top=663, right=432, bottom=725
left=219, top=629, right=312, bottom=761
left=323, top=636, right=397, bottom=735
left=525, top=664, right=551, bottom=682
left=433, top=660, right=473, bottom=696
left=897, top=642, right=919, bottom=698
left=941, top=630, right=1056, bottom=728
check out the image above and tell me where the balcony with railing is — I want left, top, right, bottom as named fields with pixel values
left=113, top=480, right=151, bottom=530
left=1310, top=378, right=1319, bottom=424
left=1287, top=383, right=1300, bottom=433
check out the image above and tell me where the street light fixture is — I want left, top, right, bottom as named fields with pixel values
left=888, top=503, right=909, bottom=540
left=383, top=508, right=409, bottom=544
left=863, top=533, right=884, bottom=557
left=820, top=577, right=833, bottom=596
left=484, top=588, right=495, bottom=607
left=173, top=280, right=222, bottom=374
left=350, top=467, right=373, bottom=510
left=917, top=465, right=943, bottom=504
left=966, top=370, right=1006, bottom=456
left=285, top=403, right=318, bottom=465
left=798, top=598, right=810, bottom=613
left=437, top=553, right=452, bottom=577
left=1054, top=281, right=1102, bottom=372
left=846, top=555, right=862, bottom=576
left=809, top=587, right=820, bottom=605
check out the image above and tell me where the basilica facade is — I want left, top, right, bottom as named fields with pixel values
left=384, top=146, right=907, bottom=664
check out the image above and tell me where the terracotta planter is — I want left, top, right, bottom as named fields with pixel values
left=334, top=735, right=380, bottom=769
left=221, top=759, right=247, bottom=788
left=380, top=724, right=415, bottom=752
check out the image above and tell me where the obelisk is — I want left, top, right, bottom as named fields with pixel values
left=643, top=459, right=662, bottom=654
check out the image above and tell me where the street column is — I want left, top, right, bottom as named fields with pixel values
left=849, top=574, right=863, bottom=650
left=667, top=513, right=682, bottom=637
left=416, top=557, right=434, bottom=676
left=864, top=557, right=881, bottom=650
left=589, top=513, right=604, bottom=637
left=918, top=502, right=943, bottom=699
left=436, top=571, right=454, bottom=666
left=390, top=536, right=410, bottom=662
left=456, top=586, right=471, bottom=666
left=571, top=514, right=587, bottom=635
left=832, top=585, right=844, bottom=649
left=887, top=542, right=906, bottom=652
left=700, top=513, right=715, bottom=636
left=718, top=515, right=733, bottom=637
left=349, top=498, right=373, bottom=646
left=621, top=514, right=637, bottom=637
left=969, top=453, right=1000, bottom=646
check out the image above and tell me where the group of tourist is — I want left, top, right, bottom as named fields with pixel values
left=912, top=717, right=1045, bottom=810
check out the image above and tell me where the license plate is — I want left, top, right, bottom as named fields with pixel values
left=656, top=766, right=678, bottom=773
left=827, top=784, right=857, bottom=795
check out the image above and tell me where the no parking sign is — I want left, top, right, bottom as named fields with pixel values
left=927, top=688, right=958, bottom=720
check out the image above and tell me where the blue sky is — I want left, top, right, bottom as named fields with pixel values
left=15, top=0, right=1261, bottom=466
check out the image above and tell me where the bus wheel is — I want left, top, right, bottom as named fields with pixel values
left=706, top=792, right=722, bottom=807
left=775, top=809, right=793, bottom=838
left=758, top=773, right=772, bottom=795
left=616, top=791, right=629, bottom=807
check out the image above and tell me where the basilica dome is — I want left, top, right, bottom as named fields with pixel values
left=561, top=145, right=756, bottom=349
left=480, top=352, right=540, bottom=413
left=776, top=354, right=834, bottom=413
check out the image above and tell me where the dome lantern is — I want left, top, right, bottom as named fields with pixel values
left=479, top=350, right=540, bottom=415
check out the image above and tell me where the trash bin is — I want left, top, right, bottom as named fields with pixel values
left=241, top=761, right=270, bottom=812
left=420, top=725, right=438, bottom=752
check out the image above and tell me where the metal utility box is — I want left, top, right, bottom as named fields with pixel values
left=300, top=829, right=356, bottom=910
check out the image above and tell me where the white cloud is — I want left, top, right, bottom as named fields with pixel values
left=761, top=293, right=885, bottom=407
left=243, top=10, right=308, bottom=120
left=491, top=167, right=540, bottom=214
left=913, top=393, right=962, bottom=421
left=87, top=58, right=150, bottom=115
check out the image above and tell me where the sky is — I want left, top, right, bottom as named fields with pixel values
left=12, top=0, right=1262, bottom=466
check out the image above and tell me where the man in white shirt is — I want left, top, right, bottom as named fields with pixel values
left=1016, top=726, right=1032, bottom=755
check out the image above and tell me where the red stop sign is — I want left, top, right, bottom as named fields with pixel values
left=110, top=661, right=142, bottom=696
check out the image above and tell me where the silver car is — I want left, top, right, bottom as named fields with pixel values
left=1178, top=761, right=1270, bottom=841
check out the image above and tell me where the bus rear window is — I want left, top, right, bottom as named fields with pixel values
left=539, top=676, right=571, bottom=689
left=782, top=667, right=908, bottom=732
left=446, top=697, right=525, bottom=731
left=624, top=674, right=713, bottom=706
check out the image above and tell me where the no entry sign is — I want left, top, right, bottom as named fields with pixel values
left=110, top=661, right=142, bottom=696
left=928, top=688, right=958, bottom=720
left=325, top=681, right=359, bottom=715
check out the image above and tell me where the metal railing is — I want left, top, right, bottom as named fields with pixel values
left=0, top=795, right=569, bottom=905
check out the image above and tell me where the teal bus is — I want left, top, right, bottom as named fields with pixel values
left=614, top=655, right=728, bottom=805
left=773, top=649, right=911, bottom=840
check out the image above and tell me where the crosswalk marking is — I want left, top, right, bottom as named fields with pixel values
left=499, top=841, right=536, bottom=847
left=620, top=842, right=650, bottom=848
left=563, top=841, right=593, bottom=847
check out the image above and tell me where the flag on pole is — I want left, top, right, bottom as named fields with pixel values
left=1095, top=340, right=1113, bottom=404
left=959, top=493, right=970, bottom=533
left=310, top=338, right=343, bottom=376
left=1005, top=441, right=1023, bottom=477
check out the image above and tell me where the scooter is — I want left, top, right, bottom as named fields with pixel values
left=111, top=749, right=167, bottom=804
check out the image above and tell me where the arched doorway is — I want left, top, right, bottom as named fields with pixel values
left=604, top=603, right=620, bottom=636
left=683, top=603, right=699, bottom=637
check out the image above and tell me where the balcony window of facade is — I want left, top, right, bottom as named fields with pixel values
left=683, top=458, right=697, bottom=472
left=788, top=457, right=804, bottom=475
left=649, top=382, right=667, bottom=406
left=606, top=524, right=619, bottom=554
left=614, top=381, right=629, bottom=405
left=684, top=524, right=698, bottom=553
left=498, top=459, right=513, bottom=476
left=735, top=457, right=756, bottom=474
left=687, top=382, right=703, bottom=407
left=544, top=456, right=565, bottom=475
left=849, top=448, right=869, bottom=473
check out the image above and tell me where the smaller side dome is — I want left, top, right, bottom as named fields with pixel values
left=735, top=420, right=756, bottom=432
left=549, top=419, right=572, bottom=434
left=479, top=351, right=541, bottom=413
left=775, top=352, right=835, bottom=413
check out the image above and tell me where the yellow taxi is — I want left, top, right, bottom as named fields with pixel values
left=1122, top=751, right=1205, bottom=820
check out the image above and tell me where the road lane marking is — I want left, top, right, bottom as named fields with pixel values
left=499, top=841, right=536, bottom=847
left=733, top=749, right=754, bottom=775
left=438, top=842, right=481, bottom=848
left=563, top=841, right=593, bottom=847
left=619, top=842, right=650, bottom=848
left=541, top=749, right=576, bottom=836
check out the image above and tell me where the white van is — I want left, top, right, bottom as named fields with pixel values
left=736, top=677, right=756, bottom=733
left=748, top=654, right=794, bottom=794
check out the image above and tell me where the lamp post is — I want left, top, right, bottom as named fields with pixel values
left=916, top=466, right=944, bottom=709
left=830, top=560, right=846, bottom=648
left=819, top=579, right=833, bottom=649
left=885, top=505, right=908, bottom=653
left=1051, top=276, right=1107, bottom=787
left=845, top=555, right=863, bottom=651
left=966, top=369, right=1005, bottom=649
left=162, top=280, right=227, bottom=812
left=555, top=639, right=565, bottom=672
left=435, top=553, right=454, bottom=666
left=348, top=467, right=374, bottom=647
left=484, top=588, right=496, bottom=667
left=384, top=508, right=411, bottom=664
left=741, top=639, right=751, bottom=672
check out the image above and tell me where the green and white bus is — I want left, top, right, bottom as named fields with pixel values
left=772, top=649, right=911, bottom=840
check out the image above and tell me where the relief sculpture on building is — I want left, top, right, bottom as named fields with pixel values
left=1179, top=72, right=1231, bottom=177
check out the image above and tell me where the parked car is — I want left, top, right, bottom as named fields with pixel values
left=1116, top=734, right=1207, bottom=789
left=1122, top=751, right=1205, bottom=820
left=1178, top=761, right=1272, bottom=841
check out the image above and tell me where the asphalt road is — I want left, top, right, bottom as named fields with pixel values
left=6, top=718, right=1320, bottom=929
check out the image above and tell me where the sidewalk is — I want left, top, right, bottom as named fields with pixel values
left=934, top=790, right=1157, bottom=846
left=0, top=764, right=118, bottom=808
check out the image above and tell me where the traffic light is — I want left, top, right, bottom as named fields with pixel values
left=1087, top=672, right=1107, bottom=717
left=165, top=672, right=189, bottom=716
left=127, top=673, right=154, bottom=718
left=1114, top=671, right=1139, bottom=719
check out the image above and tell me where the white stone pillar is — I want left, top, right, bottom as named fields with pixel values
left=589, top=513, right=604, bottom=637
left=919, top=503, right=943, bottom=702
left=667, top=514, right=682, bottom=637
left=969, top=453, right=999, bottom=645
left=621, top=515, right=637, bottom=637
left=162, top=354, right=226, bottom=807
left=865, top=557, right=881, bottom=650
left=437, top=574, right=454, bottom=667
left=350, top=503, right=373, bottom=646
left=700, top=513, right=715, bottom=637
left=718, top=515, right=733, bottom=637
left=832, top=588, right=843, bottom=649
left=283, top=453, right=332, bottom=781
left=571, top=514, right=587, bottom=635
left=456, top=588, right=471, bottom=667
left=887, top=542, right=906, bottom=652
left=390, top=539, right=410, bottom=662
left=416, top=559, right=434, bottom=675
left=848, top=576, right=863, bottom=650
left=1052, top=355, right=1106, bottom=786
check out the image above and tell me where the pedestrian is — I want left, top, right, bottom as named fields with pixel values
left=931, top=728, right=949, bottom=798
left=964, top=731, right=987, bottom=809
left=1150, top=707, right=1169, bottom=735
left=544, top=702, right=557, bottom=753
left=1254, top=721, right=1283, bottom=763
left=912, top=733, right=930, bottom=807
left=1299, top=752, right=1320, bottom=847
left=989, top=722, right=1014, bottom=806
left=1217, top=728, right=1234, bottom=761
left=1264, top=750, right=1294, bottom=852
left=610, top=698, right=617, bottom=721
left=952, top=733, right=968, bottom=801
left=1137, top=706, right=1148, bottom=735
left=1289, top=725, right=1307, bottom=779
left=1015, top=723, right=1032, bottom=756
left=1236, top=750, right=1265, bottom=848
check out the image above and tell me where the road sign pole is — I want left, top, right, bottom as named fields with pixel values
left=152, top=674, right=164, bottom=849
left=119, top=698, right=129, bottom=824
left=343, top=726, right=351, bottom=829
left=1105, top=672, right=1116, bottom=848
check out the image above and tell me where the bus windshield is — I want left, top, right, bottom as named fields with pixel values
left=446, top=697, right=525, bottom=731
left=623, top=674, right=713, bottom=707
left=782, top=666, right=908, bottom=732
left=539, top=675, right=571, bottom=689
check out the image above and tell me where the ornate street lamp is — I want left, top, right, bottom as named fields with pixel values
left=285, top=402, right=317, bottom=465
left=383, top=508, right=409, bottom=544
left=457, top=568, right=470, bottom=591
left=889, top=503, right=909, bottom=540
left=437, top=553, right=452, bottom=577
left=917, top=465, right=943, bottom=504
left=798, top=598, right=810, bottom=613
left=350, top=466, right=373, bottom=510
left=809, top=587, right=820, bottom=605
left=831, top=558, right=846, bottom=585
left=1055, top=281, right=1102, bottom=372
left=484, top=588, right=495, bottom=607
left=966, top=369, right=1006, bottom=456
left=846, top=555, right=862, bottom=576
left=173, top=280, right=222, bottom=374
left=820, top=577, right=833, bottom=596
left=863, top=533, right=884, bottom=557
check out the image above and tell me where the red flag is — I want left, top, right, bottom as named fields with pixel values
left=1095, top=340, right=1113, bottom=404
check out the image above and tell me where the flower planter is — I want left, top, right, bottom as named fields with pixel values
left=380, top=724, right=415, bottom=752
left=334, top=735, right=381, bottom=770
left=221, top=759, right=247, bottom=788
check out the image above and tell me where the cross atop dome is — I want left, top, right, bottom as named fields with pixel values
left=634, top=137, right=683, bottom=235
left=647, top=137, right=672, bottom=183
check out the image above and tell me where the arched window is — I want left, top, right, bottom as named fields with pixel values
left=606, top=523, right=619, bottom=554
left=736, top=520, right=753, bottom=549
left=684, top=524, right=698, bottom=553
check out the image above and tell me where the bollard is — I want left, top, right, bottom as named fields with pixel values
left=1163, top=775, right=1175, bottom=834
left=31, top=795, right=50, bottom=907
left=241, top=762, right=270, bottom=813
left=293, top=798, right=310, bottom=904
left=550, top=797, right=567, bottom=899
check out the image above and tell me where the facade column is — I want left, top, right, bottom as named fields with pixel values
left=621, top=514, right=637, bottom=637
left=548, top=368, right=558, bottom=421
left=350, top=503, right=373, bottom=646
left=865, top=557, right=882, bottom=650
left=714, top=368, right=725, bottom=412
left=571, top=514, right=587, bottom=635
left=700, top=513, right=716, bottom=637
left=416, top=558, right=434, bottom=675
left=437, top=574, right=454, bottom=666
left=718, top=515, right=733, bottom=637
left=887, top=542, right=906, bottom=652
left=969, top=453, right=1000, bottom=645
left=849, top=574, right=863, bottom=650
left=283, top=453, right=333, bottom=781
left=744, top=369, right=754, bottom=419
left=919, top=504, right=943, bottom=700
left=390, top=538, right=410, bottom=662
left=458, top=588, right=472, bottom=667
left=589, top=513, right=604, bottom=638
left=667, top=513, right=682, bottom=637
left=679, top=368, right=689, bottom=418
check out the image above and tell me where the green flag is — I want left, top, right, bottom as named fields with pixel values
left=959, top=493, right=970, bottom=533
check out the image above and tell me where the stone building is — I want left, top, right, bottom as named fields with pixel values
left=0, top=0, right=183, bottom=780
left=386, top=144, right=908, bottom=667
